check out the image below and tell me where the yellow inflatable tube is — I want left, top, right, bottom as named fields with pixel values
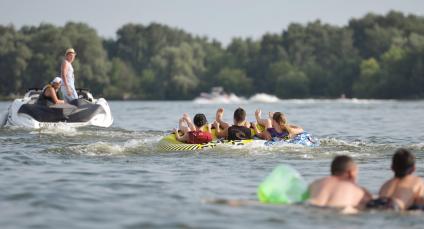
left=158, top=125, right=263, bottom=151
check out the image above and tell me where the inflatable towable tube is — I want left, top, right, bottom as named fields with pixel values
left=265, top=132, right=319, bottom=147
left=157, top=125, right=319, bottom=151
left=157, top=128, right=255, bottom=151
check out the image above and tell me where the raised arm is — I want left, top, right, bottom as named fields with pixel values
left=255, top=109, right=272, bottom=128
left=213, top=121, right=228, bottom=139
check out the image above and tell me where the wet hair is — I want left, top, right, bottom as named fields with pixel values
left=273, top=112, right=287, bottom=126
left=331, top=155, right=354, bottom=176
left=273, top=112, right=292, bottom=133
left=233, top=108, right=246, bottom=123
left=193, top=113, right=207, bottom=128
left=392, top=148, right=415, bottom=178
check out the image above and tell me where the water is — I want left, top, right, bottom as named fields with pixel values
left=1, top=100, right=424, bottom=229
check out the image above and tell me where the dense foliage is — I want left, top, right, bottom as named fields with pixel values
left=1, top=11, right=423, bottom=99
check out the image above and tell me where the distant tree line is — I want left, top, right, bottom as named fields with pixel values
left=0, top=11, right=423, bottom=100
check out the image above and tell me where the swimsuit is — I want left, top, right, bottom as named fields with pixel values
left=228, top=125, right=252, bottom=140
left=366, top=197, right=400, bottom=210
left=267, top=128, right=289, bottom=140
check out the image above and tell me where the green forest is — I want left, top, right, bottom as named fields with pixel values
left=0, top=11, right=423, bottom=100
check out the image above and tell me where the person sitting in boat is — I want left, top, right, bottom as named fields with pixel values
left=367, top=148, right=424, bottom=211
left=173, top=113, right=213, bottom=144
left=308, top=155, right=372, bottom=211
left=252, top=109, right=304, bottom=140
left=213, top=107, right=252, bottom=140
left=37, top=77, right=65, bottom=105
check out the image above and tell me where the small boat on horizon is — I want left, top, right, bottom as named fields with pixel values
left=193, top=87, right=246, bottom=104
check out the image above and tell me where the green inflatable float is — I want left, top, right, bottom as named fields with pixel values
left=257, top=164, right=310, bottom=204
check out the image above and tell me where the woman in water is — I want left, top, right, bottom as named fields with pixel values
left=253, top=109, right=304, bottom=140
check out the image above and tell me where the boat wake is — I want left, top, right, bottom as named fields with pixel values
left=248, top=93, right=280, bottom=103
left=2, top=124, right=422, bottom=158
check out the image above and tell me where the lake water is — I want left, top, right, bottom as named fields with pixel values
left=0, top=100, right=423, bottom=229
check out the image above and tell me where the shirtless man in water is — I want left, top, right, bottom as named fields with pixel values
left=308, top=155, right=372, bottom=209
left=368, top=148, right=424, bottom=210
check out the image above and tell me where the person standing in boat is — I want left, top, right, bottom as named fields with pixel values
left=60, top=48, right=78, bottom=103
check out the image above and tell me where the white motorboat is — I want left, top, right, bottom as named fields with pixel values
left=3, top=88, right=113, bottom=129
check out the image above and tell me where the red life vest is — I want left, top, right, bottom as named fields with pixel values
left=188, top=130, right=212, bottom=144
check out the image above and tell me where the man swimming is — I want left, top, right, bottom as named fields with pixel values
left=308, top=155, right=372, bottom=209
left=367, top=148, right=424, bottom=210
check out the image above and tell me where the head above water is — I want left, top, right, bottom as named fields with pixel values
left=392, top=148, right=415, bottom=178
left=233, top=107, right=246, bottom=123
left=273, top=112, right=287, bottom=125
left=193, top=113, right=207, bottom=128
left=331, top=155, right=357, bottom=181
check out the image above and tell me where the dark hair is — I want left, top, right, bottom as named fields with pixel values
left=233, top=108, right=246, bottom=123
left=193, top=113, right=207, bottom=128
left=331, top=155, right=354, bottom=176
left=392, top=148, right=415, bottom=178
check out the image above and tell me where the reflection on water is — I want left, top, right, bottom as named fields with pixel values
left=0, top=100, right=424, bottom=229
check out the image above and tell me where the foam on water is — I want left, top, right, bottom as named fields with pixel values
left=248, top=93, right=280, bottom=103
left=0, top=111, right=7, bottom=127
left=57, top=137, right=161, bottom=156
left=30, top=123, right=78, bottom=135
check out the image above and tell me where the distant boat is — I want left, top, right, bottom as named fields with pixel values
left=193, top=87, right=246, bottom=104
left=249, top=93, right=280, bottom=103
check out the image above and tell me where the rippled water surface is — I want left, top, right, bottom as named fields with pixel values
left=1, top=100, right=424, bottom=229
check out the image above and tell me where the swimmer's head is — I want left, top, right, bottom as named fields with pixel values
left=392, top=148, right=415, bottom=178
left=331, top=155, right=357, bottom=182
left=193, top=113, right=207, bottom=128
left=233, top=108, right=246, bottom=123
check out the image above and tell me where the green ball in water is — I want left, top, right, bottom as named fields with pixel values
left=257, top=164, right=309, bottom=204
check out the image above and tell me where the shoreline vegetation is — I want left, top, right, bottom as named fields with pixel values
left=0, top=11, right=423, bottom=100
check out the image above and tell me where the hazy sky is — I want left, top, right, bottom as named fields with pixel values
left=0, top=0, right=423, bottom=45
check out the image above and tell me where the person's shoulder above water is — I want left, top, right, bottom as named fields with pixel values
left=370, top=148, right=424, bottom=211
left=307, top=155, right=372, bottom=209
